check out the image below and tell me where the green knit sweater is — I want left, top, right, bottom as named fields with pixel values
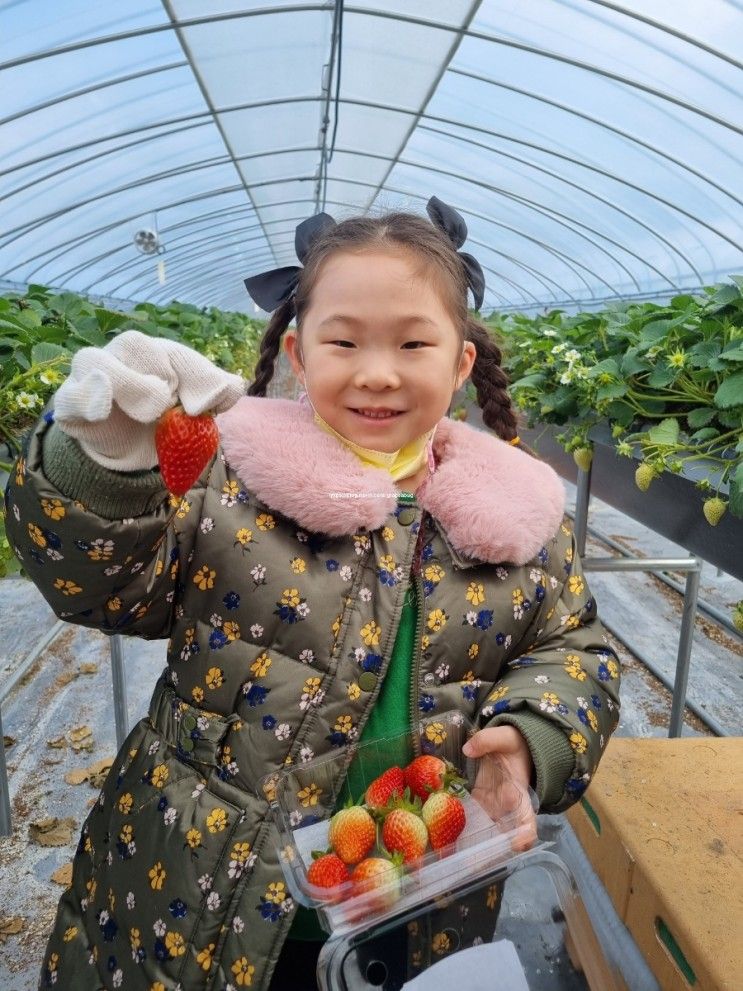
left=288, top=581, right=417, bottom=941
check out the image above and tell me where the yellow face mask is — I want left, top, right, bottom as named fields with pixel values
left=300, top=393, right=437, bottom=482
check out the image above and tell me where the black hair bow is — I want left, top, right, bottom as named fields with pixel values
left=243, top=196, right=485, bottom=312
left=244, top=212, right=336, bottom=313
left=426, top=196, right=485, bottom=311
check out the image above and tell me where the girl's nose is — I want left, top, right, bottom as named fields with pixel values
left=352, top=356, right=401, bottom=390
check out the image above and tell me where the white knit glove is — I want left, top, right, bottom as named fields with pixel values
left=53, top=329, right=246, bottom=470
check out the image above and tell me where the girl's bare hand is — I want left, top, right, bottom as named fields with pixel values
left=462, top=725, right=538, bottom=852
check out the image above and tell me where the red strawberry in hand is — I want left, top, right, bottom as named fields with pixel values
left=364, top=766, right=405, bottom=811
left=421, top=792, right=466, bottom=850
left=155, top=404, right=219, bottom=496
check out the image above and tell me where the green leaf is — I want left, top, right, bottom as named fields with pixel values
left=687, top=340, right=722, bottom=369
left=596, top=381, right=627, bottom=402
left=586, top=357, right=621, bottom=379
left=30, top=342, right=72, bottom=366
left=646, top=362, right=676, bottom=389
left=95, top=308, right=131, bottom=336
left=718, top=344, right=743, bottom=363
left=686, top=407, right=717, bottom=429
left=620, top=348, right=652, bottom=376
left=707, top=283, right=741, bottom=312
left=689, top=427, right=719, bottom=443
left=69, top=316, right=108, bottom=348
left=718, top=408, right=743, bottom=429
left=605, top=400, right=635, bottom=426
left=713, top=371, right=743, bottom=409
left=646, top=418, right=680, bottom=446
left=638, top=319, right=677, bottom=348
left=510, top=373, right=547, bottom=390
left=729, top=471, right=743, bottom=519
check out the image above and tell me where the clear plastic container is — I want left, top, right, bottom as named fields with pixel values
left=315, top=848, right=626, bottom=991
left=261, top=711, right=539, bottom=936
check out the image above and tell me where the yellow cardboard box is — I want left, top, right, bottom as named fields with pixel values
left=567, top=737, right=742, bottom=991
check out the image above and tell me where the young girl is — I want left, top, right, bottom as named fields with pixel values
left=4, top=196, right=621, bottom=991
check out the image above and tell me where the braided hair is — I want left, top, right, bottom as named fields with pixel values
left=247, top=209, right=529, bottom=449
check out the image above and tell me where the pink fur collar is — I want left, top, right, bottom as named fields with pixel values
left=216, top=397, right=565, bottom=566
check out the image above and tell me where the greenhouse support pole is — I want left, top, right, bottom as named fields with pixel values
left=0, top=705, right=11, bottom=836
left=669, top=562, right=702, bottom=738
left=110, top=635, right=129, bottom=750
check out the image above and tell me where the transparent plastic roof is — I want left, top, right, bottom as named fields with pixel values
left=1, top=1, right=741, bottom=314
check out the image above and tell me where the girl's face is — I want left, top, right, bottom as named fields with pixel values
left=284, top=249, right=476, bottom=452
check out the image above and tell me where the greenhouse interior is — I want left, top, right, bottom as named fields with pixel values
left=0, top=2, right=741, bottom=990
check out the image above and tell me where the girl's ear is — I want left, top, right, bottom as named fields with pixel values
left=283, top=330, right=305, bottom=383
left=455, top=340, right=477, bottom=390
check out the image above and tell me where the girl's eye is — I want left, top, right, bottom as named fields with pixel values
left=331, top=340, right=355, bottom=348
left=402, top=341, right=426, bottom=349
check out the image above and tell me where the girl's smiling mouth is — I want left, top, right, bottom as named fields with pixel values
left=350, top=408, right=405, bottom=420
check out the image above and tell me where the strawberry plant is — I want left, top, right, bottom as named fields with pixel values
left=0, top=285, right=264, bottom=578
left=488, top=277, right=743, bottom=524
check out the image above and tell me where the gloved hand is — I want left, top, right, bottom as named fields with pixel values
left=53, top=329, right=246, bottom=470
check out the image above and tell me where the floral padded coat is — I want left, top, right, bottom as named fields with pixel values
left=4, top=395, right=621, bottom=991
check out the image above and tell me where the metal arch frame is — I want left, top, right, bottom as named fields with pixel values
left=54, top=150, right=629, bottom=304
left=0, top=121, right=216, bottom=209
left=3, top=101, right=736, bottom=281
left=7, top=162, right=668, bottom=312
left=159, top=171, right=653, bottom=301
left=76, top=213, right=561, bottom=306
left=1, top=156, right=246, bottom=244
left=96, top=165, right=637, bottom=308
left=3, top=137, right=711, bottom=294
left=13, top=150, right=672, bottom=296
left=142, top=244, right=526, bottom=309
left=159, top=0, right=279, bottom=270
left=17, top=159, right=640, bottom=303
left=0, top=59, right=190, bottom=127
left=446, top=67, right=743, bottom=210
left=119, top=229, right=536, bottom=308
left=71, top=214, right=288, bottom=288
left=61, top=196, right=598, bottom=305
left=579, top=0, right=742, bottom=71
left=414, top=126, right=708, bottom=284
left=6, top=81, right=739, bottom=221
left=2, top=4, right=740, bottom=133
left=17, top=190, right=604, bottom=305
left=357, top=0, right=483, bottom=228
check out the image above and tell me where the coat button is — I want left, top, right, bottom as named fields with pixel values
left=398, top=507, right=417, bottom=526
left=182, top=714, right=197, bottom=732
left=180, top=736, right=195, bottom=753
left=358, top=671, right=378, bottom=692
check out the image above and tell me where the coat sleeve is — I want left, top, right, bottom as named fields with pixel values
left=476, top=520, right=621, bottom=813
left=3, top=408, right=210, bottom=640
